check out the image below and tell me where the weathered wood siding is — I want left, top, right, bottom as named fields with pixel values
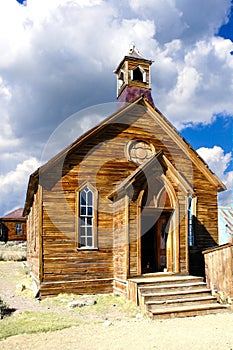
left=194, top=168, right=219, bottom=247
left=41, top=187, right=114, bottom=296
left=27, top=185, right=42, bottom=283
left=112, top=196, right=129, bottom=295
left=178, top=196, right=188, bottom=273
left=203, top=244, right=233, bottom=299
left=128, top=199, right=139, bottom=277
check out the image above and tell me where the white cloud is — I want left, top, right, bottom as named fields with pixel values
left=0, top=76, right=21, bottom=152
left=154, top=36, right=233, bottom=127
left=128, top=0, right=231, bottom=43
left=0, top=157, right=41, bottom=215
left=197, top=146, right=232, bottom=206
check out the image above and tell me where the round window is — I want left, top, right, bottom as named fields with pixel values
left=127, top=140, right=155, bottom=164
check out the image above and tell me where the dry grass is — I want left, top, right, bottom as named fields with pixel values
left=0, top=242, right=27, bottom=261
left=0, top=311, right=80, bottom=340
left=0, top=261, right=141, bottom=340
left=0, top=294, right=141, bottom=340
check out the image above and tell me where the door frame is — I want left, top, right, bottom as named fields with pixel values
left=139, top=208, right=173, bottom=274
left=137, top=185, right=179, bottom=276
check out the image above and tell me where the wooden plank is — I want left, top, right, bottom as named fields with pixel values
left=204, top=245, right=233, bottom=299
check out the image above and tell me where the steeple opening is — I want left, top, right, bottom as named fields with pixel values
left=133, top=67, right=143, bottom=82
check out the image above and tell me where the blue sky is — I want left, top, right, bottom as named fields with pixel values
left=181, top=116, right=232, bottom=170
left=180, top=8, right=233, bottom=204
left=181, top=8, right=233, bottom=174
left=218, top=6, right=233, bottom=42
left=0, top=0, right=232, bottom=215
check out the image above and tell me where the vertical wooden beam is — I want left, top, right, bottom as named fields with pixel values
left=174, top=206, right=180, bottom=273
left=125, top=195, right=130, bottom=278
left=185, top=196, right=189, bottom=273
left=38, top=185, right=43, bottom=283
left=136, top=189, right=145, bottom=276
left=136, top=197, right=141, bottom=276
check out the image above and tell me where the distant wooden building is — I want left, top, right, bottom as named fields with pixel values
left=23, top=46, right=225, bottom=298
left=0, top=208, right=27, bottom=242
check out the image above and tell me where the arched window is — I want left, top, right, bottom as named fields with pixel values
left=118, top=70, right=125, bottom=88
left=133, top=67, right=143, bottom=82
left=77, top=184, right=97, bottom=249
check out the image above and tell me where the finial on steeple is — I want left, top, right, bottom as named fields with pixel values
left=129, top=42, right=136, bottom=54
left=128, top=43, right=142, bottom=58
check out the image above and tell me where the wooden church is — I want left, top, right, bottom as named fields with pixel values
left=24, top=46, right=226, bottom=315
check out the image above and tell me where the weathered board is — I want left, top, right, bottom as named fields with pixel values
left=203, top=244, right=233, bottom=299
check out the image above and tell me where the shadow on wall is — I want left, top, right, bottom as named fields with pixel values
left=189, top=217, right=218, bottom=278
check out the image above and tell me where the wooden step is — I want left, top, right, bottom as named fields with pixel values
left=131, top=275, right=204, bottom=287
left=141, top=288, right=213, bottom=303
left=139, top=281, right=207, bottom=294
left=149, top=303, right=228, bottom=320
left=146, top=295, right=217, bottom=309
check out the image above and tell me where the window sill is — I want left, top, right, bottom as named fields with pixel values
left=77, top=247, right=99, bottom=251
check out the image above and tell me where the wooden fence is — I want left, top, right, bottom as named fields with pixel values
left=203, top=243, right=233, bottom=300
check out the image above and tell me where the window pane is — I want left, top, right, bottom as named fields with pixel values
left=87, top=237, right=93, bottom=247
left=80, top=191, right=86, bottom=205
left=87, top=190, right=93, bottom=205
left=80, top=237, right=86, bottom=247
left=87, top=227, right=93, bottom=237
left=87, top=207, right=93, bottom=216
left=80, top=206, right=86, bottom=216
left=80, top=226, right=86, bottom=235
left=80, top=217, right=85, bottom=226
left=87, top=217, right=92, bottom=226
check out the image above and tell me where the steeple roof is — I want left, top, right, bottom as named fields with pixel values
left=114, top=44, right=153, bottom=74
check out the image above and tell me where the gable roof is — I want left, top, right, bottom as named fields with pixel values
left=1, top=208, right=25, bottom=220
left=23, top=95, right=226, bottom=215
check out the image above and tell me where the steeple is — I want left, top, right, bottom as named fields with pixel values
left=114, top=44, right=154, bottom=106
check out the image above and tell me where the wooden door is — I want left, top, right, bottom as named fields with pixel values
left=141, top=212, right=170, bottom=274
left=156, top=214, right=169, bottom=272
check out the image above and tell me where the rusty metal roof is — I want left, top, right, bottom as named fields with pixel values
left=1, top=208, right=25, bottom=220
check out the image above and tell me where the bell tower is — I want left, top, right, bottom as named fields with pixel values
left=114, top=44, right=154, bottom=106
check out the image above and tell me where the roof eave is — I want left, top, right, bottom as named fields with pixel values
left=143, top=99, right=227, bottom=192
left=114, top=55, right=153, bottom=74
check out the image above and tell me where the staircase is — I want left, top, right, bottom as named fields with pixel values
left=129, top=275, right=228, bottom=319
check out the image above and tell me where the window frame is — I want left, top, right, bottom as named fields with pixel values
left=131, top=65, right=147, bottom=83
left=187, top=196, right=196, bottom=247
left=16, top=223, right=23, bottom=235
left=76, top=182, right=98, bottom=250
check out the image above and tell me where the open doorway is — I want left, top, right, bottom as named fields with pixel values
left=141, top=211, right=171, bottom=274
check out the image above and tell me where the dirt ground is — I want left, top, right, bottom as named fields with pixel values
left=0, top=261, right=233, bottom=350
